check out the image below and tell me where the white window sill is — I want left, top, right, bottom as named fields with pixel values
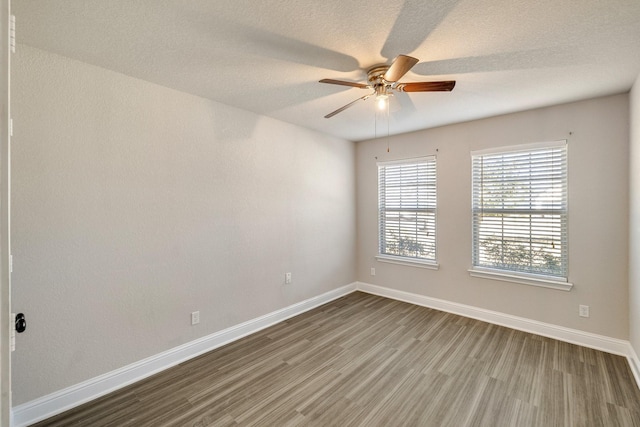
left=376, top=255, right=439, bottom=270
left=468, top=268, right=573, bottom=291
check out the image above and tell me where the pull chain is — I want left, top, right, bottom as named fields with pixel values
left=386, top=97, right=390, bottom=152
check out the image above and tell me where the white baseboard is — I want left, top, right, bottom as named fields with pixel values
left=11, top=283, right=357, bottom=427
left=628, top=344, right=640, bottom=389
left=356, top=282, right=632, bottom=357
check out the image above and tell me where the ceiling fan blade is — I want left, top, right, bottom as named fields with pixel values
left=394, top=92, right=417, bottom=116
left=384, top=55, right=419, bottom=82
left=319, top=79, right=370, bottom=89
left=396, top=81, right=456, bottom=92
left=324, top=93, right=374, bottom=118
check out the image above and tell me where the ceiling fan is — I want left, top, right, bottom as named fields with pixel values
left=319, top=55, right=455, bottom=118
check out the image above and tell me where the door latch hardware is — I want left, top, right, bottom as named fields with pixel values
left=15, top=313, right=26, bottom=333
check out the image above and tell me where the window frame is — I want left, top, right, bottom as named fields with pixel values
left=376, top=156, right=439, bottom=269
left=469, top=141, right=572, bottom=290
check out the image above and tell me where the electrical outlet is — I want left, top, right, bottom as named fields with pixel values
left=370, top=267, right=376, bottom=276
left=191, top=311, right=200, bottom=325
left=285, top=272, right=292, bottom=284
left=579, top=305, right=589, bottom=318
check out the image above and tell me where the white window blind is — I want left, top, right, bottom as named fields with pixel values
left=472, top=142, right=567, bottom=279
left=378, top=157, right=436, bottom=262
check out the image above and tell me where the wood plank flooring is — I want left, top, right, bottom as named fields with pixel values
left=31, top=292, right=640, bottom=426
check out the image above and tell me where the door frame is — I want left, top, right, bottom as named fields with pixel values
left=1, top=0, right=12, bottom=425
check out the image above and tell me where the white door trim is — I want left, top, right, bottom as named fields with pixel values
left=1, top=0, right=12, bottom=425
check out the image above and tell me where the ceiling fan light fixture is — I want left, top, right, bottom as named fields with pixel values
left=375, top=84, right=389, bottom=110
left=376, top=94, right=388, bottom=110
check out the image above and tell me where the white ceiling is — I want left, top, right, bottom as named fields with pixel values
left=13, top=0, right=640, bottom=141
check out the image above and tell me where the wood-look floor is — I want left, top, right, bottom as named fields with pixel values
left=32, top=292, right=640, bottom=426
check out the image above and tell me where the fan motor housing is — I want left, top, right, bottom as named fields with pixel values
left=367, top=65, right=391, bottom=85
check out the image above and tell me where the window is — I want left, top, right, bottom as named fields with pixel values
left=378, top=156, right=437, bottom=265
left=471, top=141, right=568, bottom=283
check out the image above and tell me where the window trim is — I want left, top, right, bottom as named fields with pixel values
left=470, top=140, right=569, bottom=288
left=468, top=267, right=573, bottom=291
left=377, top=155, right=437, bottom=264
left=376, top=254, right=439, bottom=270
left=470, top=140, right=566, bottom=157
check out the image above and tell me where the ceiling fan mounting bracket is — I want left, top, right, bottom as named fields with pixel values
left=367, top=65, right=392, bottom=85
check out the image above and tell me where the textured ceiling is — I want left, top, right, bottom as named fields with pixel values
left=13, top=0, right=640, bottom=141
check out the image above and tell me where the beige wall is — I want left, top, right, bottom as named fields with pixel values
left=11, top=45, right=356, bottom=404
left=630, top=74, right=640, bottom=353
left=10, top=41, right=636, bottom=408
left=357, top=94, right=630, bottom=339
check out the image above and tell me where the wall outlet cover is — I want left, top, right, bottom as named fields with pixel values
left=579, top=305, right=589, bottom=318
left=191, top=311, right=200, bottom=325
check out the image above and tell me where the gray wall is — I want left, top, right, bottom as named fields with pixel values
left=11, top=45, right=356, bottom=404
left=357, top=94, right=630, bottom=339
left=10, top=42, right=636, bottom=407
left=631, top=74, right=640, bottom=354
